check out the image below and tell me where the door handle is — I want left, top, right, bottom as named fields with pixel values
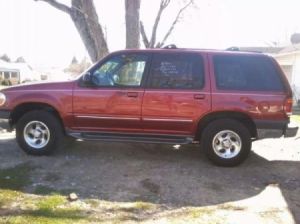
left=194, top=94, right=205, bottom=100
left=127, top=92, right=138, bottom=98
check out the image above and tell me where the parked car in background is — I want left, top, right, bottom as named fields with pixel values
left=0, top=47, right=297, bottom=166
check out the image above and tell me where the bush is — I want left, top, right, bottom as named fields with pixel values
left=1, top=80, right=12, bottom=86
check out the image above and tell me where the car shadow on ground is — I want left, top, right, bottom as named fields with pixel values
left=0, top=132, right=299, bottom=222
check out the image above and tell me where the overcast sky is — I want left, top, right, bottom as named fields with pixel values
left=0, top=0, right=299, bottom=69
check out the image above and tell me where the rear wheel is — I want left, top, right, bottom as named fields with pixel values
left=16, top=110, right=64, bottom=155
left=201, top=119, right=251, bottom=166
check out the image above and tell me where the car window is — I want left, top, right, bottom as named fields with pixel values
left=92, top=54, right=148, bottom=87
left=213, top=55, right=284, bottom=91
left=148, top=53, right=205, bottom=89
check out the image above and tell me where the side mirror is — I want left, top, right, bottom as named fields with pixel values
left=82, top=72, right=92, bottom=84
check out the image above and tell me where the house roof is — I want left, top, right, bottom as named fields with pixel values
left=278, top=43, right=300, bottom=53
left=0, top=59, right=33, bottom=74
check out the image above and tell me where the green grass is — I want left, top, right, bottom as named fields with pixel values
left=0, top=189, right=162, bottom=224
left=0, top=191, right=89, bottom=224
left=0, top=189, right=22, bottom=208
left=0, top=163, right=35, bottom=190
left=291, top=115, right=300, bottom=124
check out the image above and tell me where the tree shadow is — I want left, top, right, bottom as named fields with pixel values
left=0, top=131, right=299, bottom=222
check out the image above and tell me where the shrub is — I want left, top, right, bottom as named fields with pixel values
left=1, top=80, right=12, bottom=86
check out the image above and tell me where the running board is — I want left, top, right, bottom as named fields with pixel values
left=67, top=131, right=193, bottom=145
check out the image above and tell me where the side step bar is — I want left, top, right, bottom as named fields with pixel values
left=67, top=131, right=194, bottom=145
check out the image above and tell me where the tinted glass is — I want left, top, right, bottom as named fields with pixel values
left=214, top=55, right=284, bottom=91
left=148, top=53, right=204, bottom=89
left=92, top=54, right=148, bottom=87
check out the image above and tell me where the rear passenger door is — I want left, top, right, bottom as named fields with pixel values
left=142, top=52, right=211, bottom=135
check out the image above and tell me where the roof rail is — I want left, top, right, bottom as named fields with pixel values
left=226, top=46, right=240, bottom=51
left=226, top=46, right=263, bottom=53
left=163, top=44, right=177, bottom=49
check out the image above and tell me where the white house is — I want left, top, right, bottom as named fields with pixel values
left=273, top=44, right=300, bottom=105
left=0, top=59, right=40, bottom=84
left=35, top=67, right=72, bottom=81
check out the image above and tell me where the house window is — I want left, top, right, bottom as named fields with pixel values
left=11, top=72, right=19, bottom=79
left=4, top=72, right=10, bottom=79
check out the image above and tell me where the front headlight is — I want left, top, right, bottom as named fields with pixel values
left=0, top=92, right=6, bottom=106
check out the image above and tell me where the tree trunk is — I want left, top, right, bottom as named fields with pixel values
left=70, top=0, right=109, bottom=62
left=35, top=0, right=109, bottom=62
left=125, top=0, right=141, bottom=49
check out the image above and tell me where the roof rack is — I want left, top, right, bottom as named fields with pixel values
left=226, top=46, right=263, bottom=53
left=226, top=46, right=240, bottom=51
left=163, top=44, right=177, bottom=49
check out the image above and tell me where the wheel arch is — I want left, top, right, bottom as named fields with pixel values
left=10, top=102, right=65, bottom=132
left=195, top=111, right=257, bottom=140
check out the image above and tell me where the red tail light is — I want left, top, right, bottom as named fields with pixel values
left=284, top=97, right=293, bottom=116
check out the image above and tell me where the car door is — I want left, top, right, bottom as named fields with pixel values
left=142, top=52, right=211, bottom=135
left=72, top=53, right=150, bottom=132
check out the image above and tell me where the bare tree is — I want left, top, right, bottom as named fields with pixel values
left=35, top=0, right=109, bottom=62
left=125, top=0, right=141, bottom=49
left=140, top=0, right=193, bottom=48
left=0, top=54, right=11, bottom=62
left=35, top=0, right=143, bottom=61
left=291, top=33, right=300, bottom=44
left=15, top=57, right=26, bottom=63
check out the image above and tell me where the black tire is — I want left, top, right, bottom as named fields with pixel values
left=201, top=119, right=251, bottom=167
left=16, top=110, right=64, bottom=155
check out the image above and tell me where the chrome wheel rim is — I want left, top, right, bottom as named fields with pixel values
left=212, top=130, right=242, bottom=159
left=23, top=121, right=50, bottom=149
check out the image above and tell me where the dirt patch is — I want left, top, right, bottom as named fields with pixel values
left=0, top=162, right=35, bottom=190
left=0, top=120, right=299, bottom=223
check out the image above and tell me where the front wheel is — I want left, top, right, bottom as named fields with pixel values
left=201, top=119, right=252, bottom=167
left=16, top=110, right=64, bottom=155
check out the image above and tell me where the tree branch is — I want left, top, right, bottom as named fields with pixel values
left=34, top=0, right=71, bottom=14
left=149, top=0, right=171, bottom=48
left=140, top=21, right=150, bottom=48
left=159, top=0, right=193, bottom=48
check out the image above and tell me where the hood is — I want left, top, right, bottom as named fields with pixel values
left=1, top=80, right=75, bottom=92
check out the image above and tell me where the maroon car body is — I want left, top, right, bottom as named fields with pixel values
left=0, top=48, right=297, bottom=166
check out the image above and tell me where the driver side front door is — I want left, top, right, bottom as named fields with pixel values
left=72, top=53, right=150, bottom=133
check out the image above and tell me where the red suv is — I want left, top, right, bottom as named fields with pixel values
left=0, top=48, right=297, bottom=166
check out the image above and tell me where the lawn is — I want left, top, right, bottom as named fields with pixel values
left=0, top=163, right=295, bottom=223
left=0, top=189, right=226, bottom=224
left=291, top=115, right=300, bottom=124
left=0, top=163, right=221, bottom=224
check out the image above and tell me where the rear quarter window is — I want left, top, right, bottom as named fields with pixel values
left=213, top=55, right=284, bottom=91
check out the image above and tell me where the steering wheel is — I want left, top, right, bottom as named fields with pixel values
left=91, top=71, right=114, bottom=86
left=106, top=72, right=115, bottom=85
left=91, top=73, right=101, bottom=86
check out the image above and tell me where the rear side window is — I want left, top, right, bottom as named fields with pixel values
left=148, top=53, right=204, bottom=89
left=213, top=55, right=284, bottom=91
